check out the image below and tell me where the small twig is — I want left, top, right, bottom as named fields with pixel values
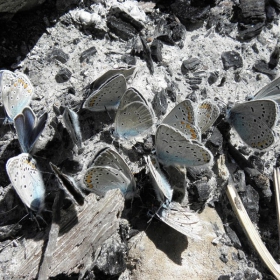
left=226, top=178, right=280, bottom=279
left=273, top=167, right=280, bottom=249
left=37, top=190, right=65, bottom=280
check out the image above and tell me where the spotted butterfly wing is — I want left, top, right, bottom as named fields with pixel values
left=83, top=166, right=135, bottom=199
left=0, top=70, right=34, bottom=121
left=14, top=107, right=48, bottom=153
left=146, top=156, right=173, bottom=204
left=155, top=124, right=213, bottom=167
left=228, top=99, right=278, bottom=150
left=6, top=153, right=45, bottom=212
left=162, top=100, right=201, bottom=141
left=156, top=202, right=202, bottom=239
left=196, top=100, right=220, bottom=133
left=83, top=74, right=127, bottom=112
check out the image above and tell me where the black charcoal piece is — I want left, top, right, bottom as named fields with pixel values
left=221, top=51, right=243, bottom=70
left=154, top=15, right=186, bottom=46
left=143, top=136, right=153, bottom=152
left=181, top=57, right=201, bottom=74
left=218, top=77, right=226, bottom=87
left=219, top=254, right=228, bottom=263
left=107, top=15, right=138, bottom=41
left=251, top=43, right=259, bottom=54
left=152, top=90, right=168, bottom=117
left=269, top=45, right=280, bottom=69
left=233, top=170, right=246, bottom=192
left=55, top=68, right=72, bottom=83
left=80, top=46, right=97, bottom=63
left=239, top=184, right=259, bottom=223
left=48, top=48, right=69, bottom=63
left=133, top=142, right=145, bottom=155
left=151, top=39, right=163, bottom=62
left=237, top=0, right=266, bottom=39
left=186, top=76, right=202, bottom=85
left=239, top=0, right=266, bottom=24
left=93, top=235, right=127, bottom=277
left=238, top=22, right=265, bottom=40
left=224, top=225, right=242, bottom=249
left=187, top=166, right=212, bottom=181
left=266, top=5, right=277, bottom=22
left=155, top=18, right=174, bottom=45
left=208, top=71, right=219, bottom=85
left=121, top=54, right=136, bottom=65
left=271, top=0, right=280, bottom=10
left=208, top=128, right=223, bottom=154
left=171, top=0, right=211, bottom=25
left=192, top=181, right=211, bottom=202
left=253, top=59, right=277, bottom=79
left=218, top=276, right=230, bottom=280
left=140, top=36, right=154, bottom=75
left=109, top=6, right=144, bottom=31
left=248, top=155, right=264, bottom=172
left=166, top=81, right=178, bottom=102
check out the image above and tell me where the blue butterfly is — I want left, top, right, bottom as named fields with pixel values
left=6, top=153, right=45, bottom=213
left=0, top=70, right=34, bottom=122
left=14, top=107, right=48, bottom=153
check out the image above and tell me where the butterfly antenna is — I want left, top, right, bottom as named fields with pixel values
left=0, top=205, right=18, bottom=214
left=105, top=106, right=112, bottom=120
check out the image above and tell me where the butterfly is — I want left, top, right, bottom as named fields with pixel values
left=50, top=162, right=84, bottom=206
left=250, top=76, right=280, bottom=104
left=155, top=124, right=213, bottom=167
left=162, top=99, right=220, bottom=141
left=14, top=107, right=48, bottom=153
left=62, top=107, right=82, bottom=150
left=83, top=74, right=127, bottom=112
left=146, top=156, right=201, bottom=239
left=89, top=67, right=136, bottom=92
left=0, top=70, right=34, bottom=122
left=227, top=99, right=279, bottom=151
left=6, top=153, right=45, bottom=212
left=83, top=147, right=137, bottom=199
left=114, top=87, right=155, bottom=139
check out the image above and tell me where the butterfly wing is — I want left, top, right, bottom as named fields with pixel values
left=228, top=112, right=276, bottom=150
left=50, top=162, right=84, bottom=206
left=114, top=101, right=154, bottom=139
left=155, top=124, right=213, bottom=167
left=14, top=107, right=47, bottom=153
left=119, top=87, right=147, bottom=108
left=62, top=107, right=82, bottom=149
left=83, top=74, right=127, bottom=111
left=229, top=100, right=278, bottom=129
left=156, top=202, right=202, bottom=239
left=0, top=71, right=34, bottom=120
left=197, top=100, right=220, bottom=133
left=83, top=166, right=135, bottom=199
left=6, top=153, right=45, bottom=212
left=93, top=148, right=136, bottom=188
left=146, top=156, right=173, bottom=204
left=162, top=100, right=200, bottom=140
left=90, top=67, right=135, bottom=91
left=253, top=76, right=280, bottom=103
